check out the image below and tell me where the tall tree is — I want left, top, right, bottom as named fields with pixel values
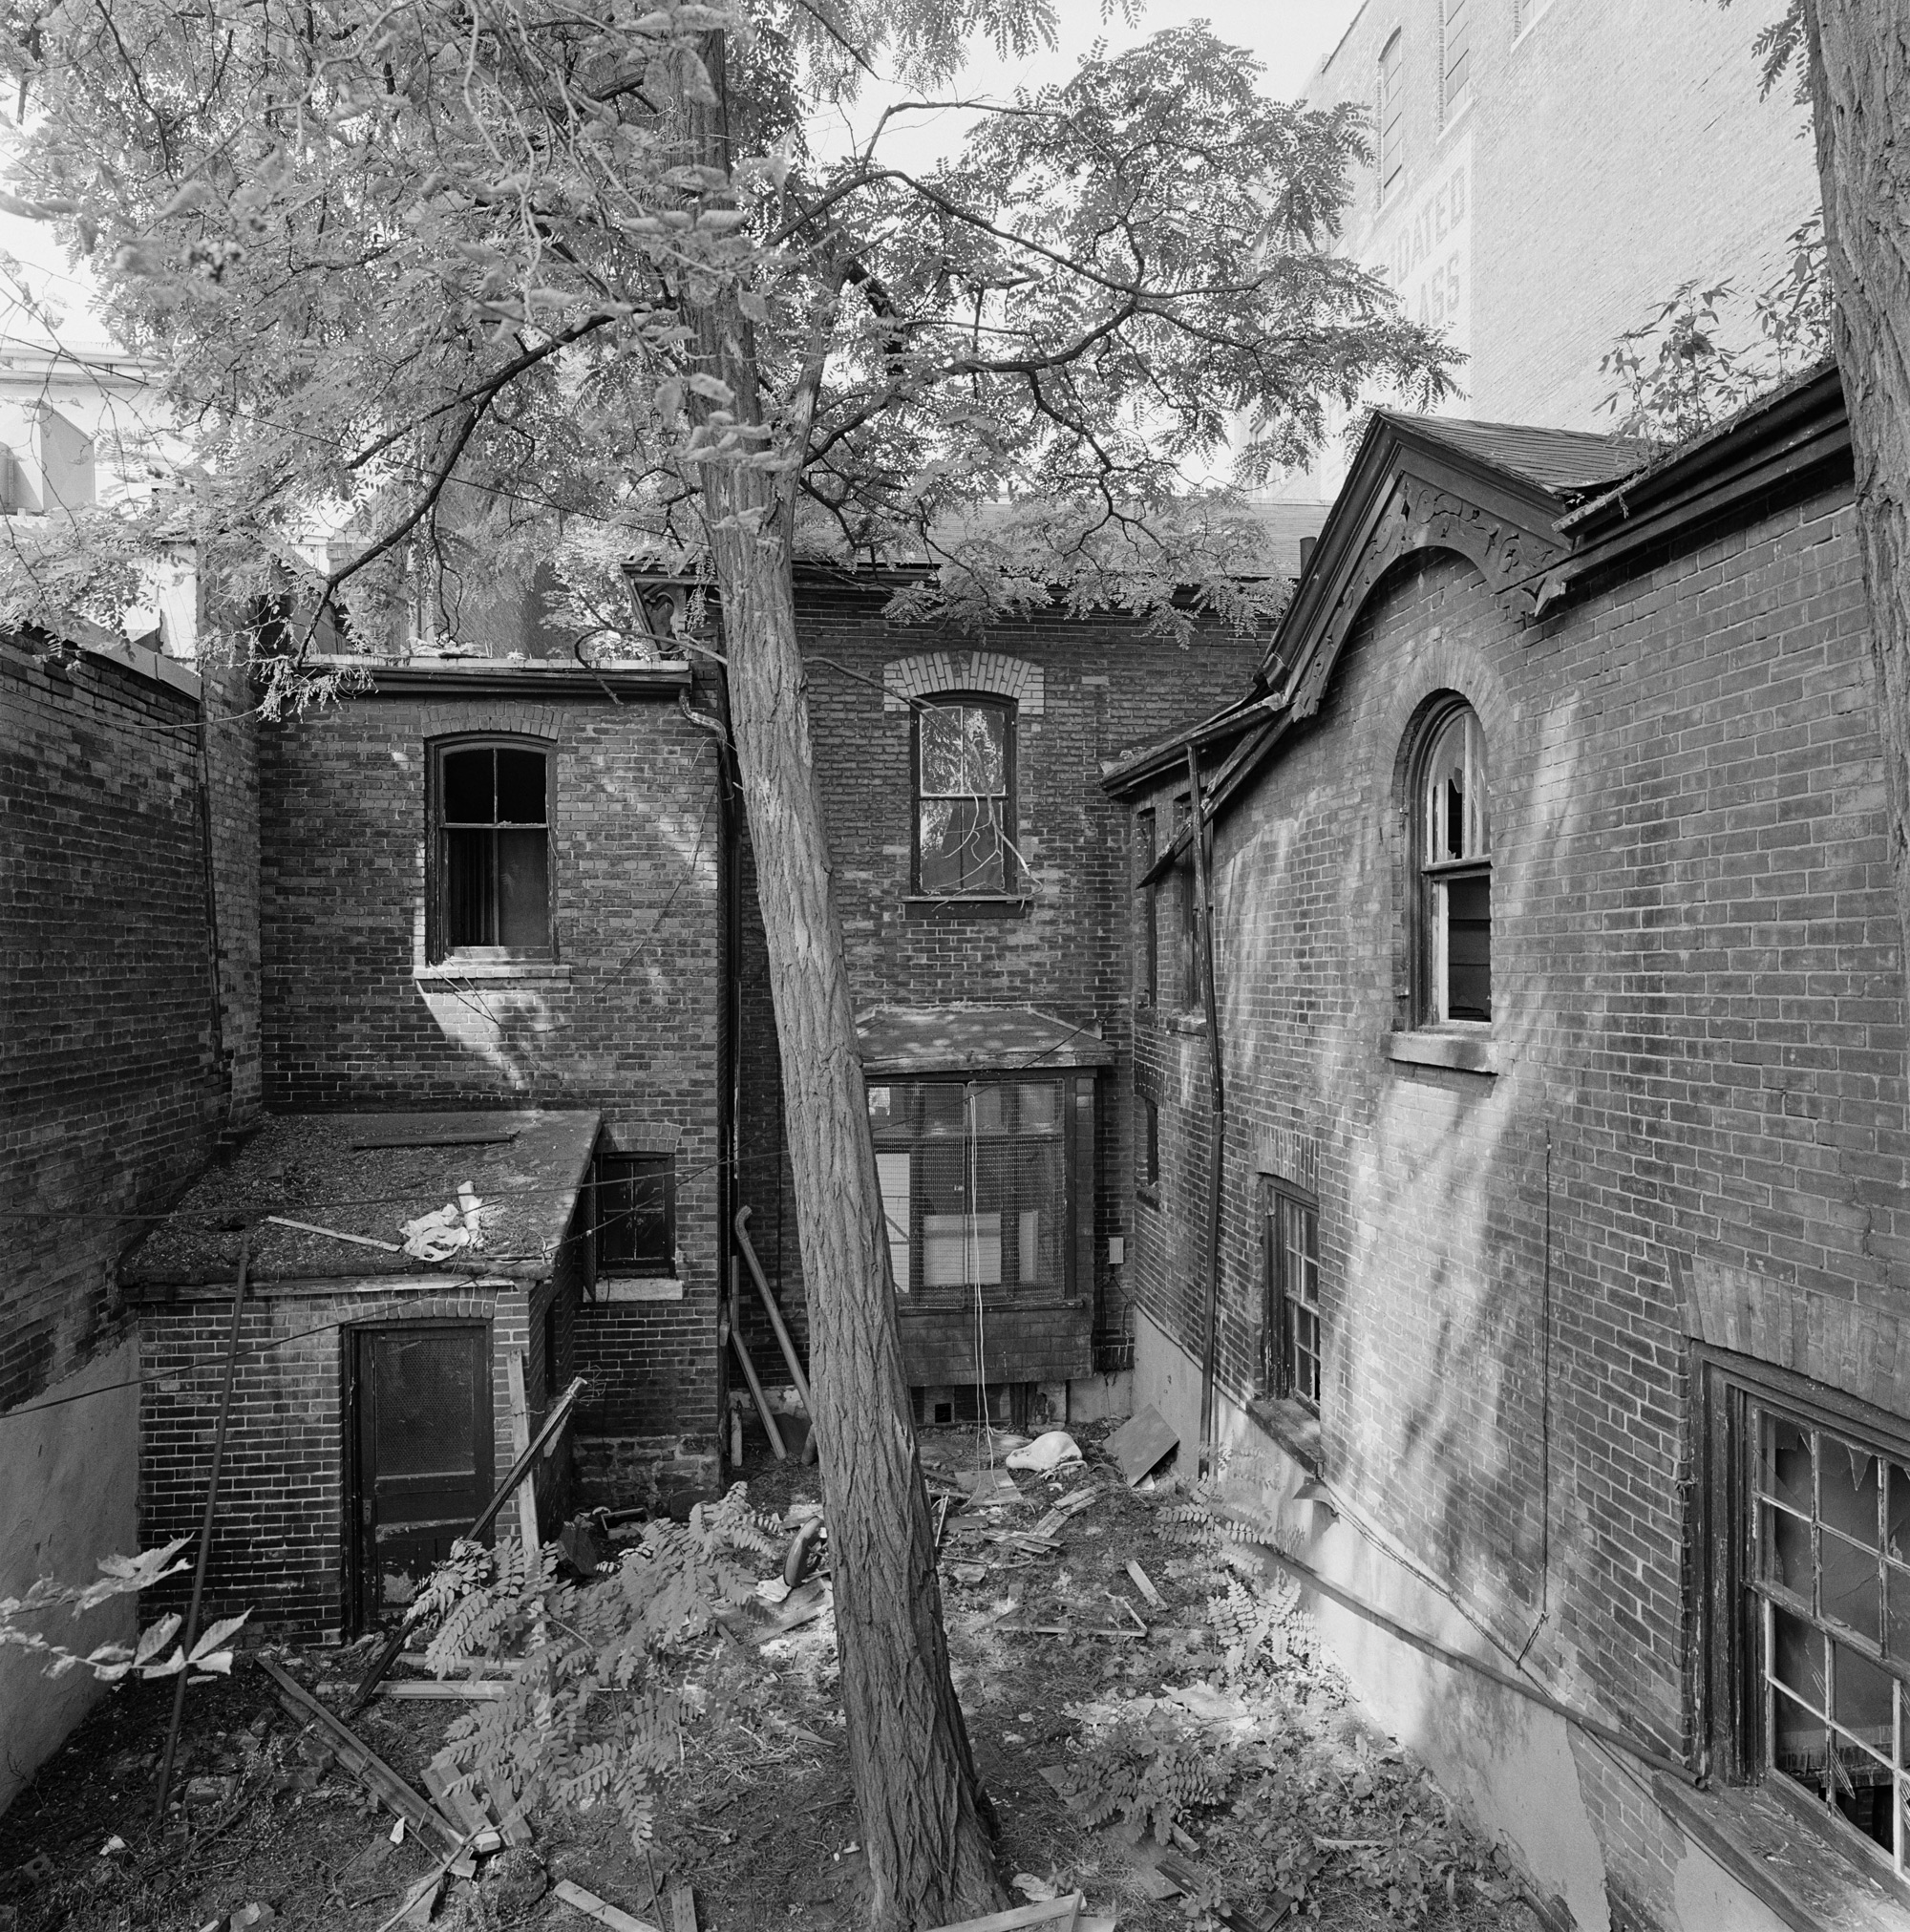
left=1733, top=1, right=1910, bottom=983
left=0, top=5, right=1452, bottom=1921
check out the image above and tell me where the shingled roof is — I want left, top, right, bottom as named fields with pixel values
left=1379, top=413, right=1658, bottom=498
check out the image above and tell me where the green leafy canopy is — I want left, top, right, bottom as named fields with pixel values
left=0, top=0, right=1456, bottom=669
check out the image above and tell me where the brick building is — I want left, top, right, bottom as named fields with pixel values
left=727, top=567, right=1264, bottom=1427
left=1109, top=365, right=1910, bottom=1925
left=1284, top=0, right=1819, bottom=501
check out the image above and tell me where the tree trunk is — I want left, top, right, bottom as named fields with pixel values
left=680, top=43, right=1005, bottom=1931
left=1802, top=5, right=1910, bottom=972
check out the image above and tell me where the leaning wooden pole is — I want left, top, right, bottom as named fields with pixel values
left=154, top=1227, right=251, bottom=1826
left=1186, top=749, right=1225, bottom=1479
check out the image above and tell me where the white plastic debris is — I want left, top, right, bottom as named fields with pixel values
left=1004, top=1430, right=1083, bottom=1473
left=397, top=1188, right=484, bottom=1263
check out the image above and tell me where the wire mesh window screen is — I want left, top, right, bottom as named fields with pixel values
left=868, top=1079, right=1065, bottom=1302
left=370, top=1331, right=479, bottom=1478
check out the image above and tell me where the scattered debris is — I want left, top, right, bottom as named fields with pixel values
left=1103, top=1408, right=1178, bottom=1486
left=1005, top=1431, right=1083, bottom=1474
left=556, top=1877, right=664, bottom=1931
left=959, top=1468, right=1026, bottom=1506
left=1124, top=1560, right=1164, bottom=1608
left=931, top=1890, right=1082, bottom=1932
left=262, top=1214, right=401, bottom=1253
left=670, top=1880, right=698, bottom=1932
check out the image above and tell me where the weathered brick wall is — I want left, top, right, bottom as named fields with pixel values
left=258, top=670, right=726, bottom=1492
left=2, top=636, right=224, bottom=1412
left=734, top=583, right=1261, bottom=1396
left=202, top=649, right=263, bottom=1126
left=1130, top=482, right=1898, bottom=1915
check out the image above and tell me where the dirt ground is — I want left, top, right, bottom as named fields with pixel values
left=0, top=1426, right=1547, bottom=1932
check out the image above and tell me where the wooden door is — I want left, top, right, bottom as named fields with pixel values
left=352, top=1325, right=492, bottom=1628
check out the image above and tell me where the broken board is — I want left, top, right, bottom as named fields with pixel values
left=1103, top=1407, right=1178, bottom=1486
left=929, top=1892, right=1082, bottom=1932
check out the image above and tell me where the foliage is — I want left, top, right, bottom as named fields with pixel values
left=403, top=1485, right=780, bottom=1853
left=0, top=1538, right=249, bottom=1681
left=1718, top=0, right=1811, bottom=106
left=0, top=0, right=1457, bottom=674
left=1061, top=1715, right=1239, bottom=1846
left=1598, top=217, right=1833, bottom=445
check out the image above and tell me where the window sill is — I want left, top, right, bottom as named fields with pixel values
left=419, top=959, right=572, bottom=983
left=1653, top=1772, right=1910, bottom=1932
left=1165, top=1011, right=1208, bottom=1036
left=904, top=895, right=1033, bottom=917
left=1386, top=1030, right=1496, bottom=1075
left=596, top=1276, right=684, bottom=1303
left=1135, top=1186, right=1160, bottom=1210
left=1248, top=1393, right=1324, bottom=1476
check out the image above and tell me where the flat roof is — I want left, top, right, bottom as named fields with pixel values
left=857, top=1006, right=1114, bottom=1078
left=123, top=1110, right=602, bottom=1286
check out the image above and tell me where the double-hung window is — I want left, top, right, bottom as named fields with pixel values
left=1416, top=705, right=1491, bottom=1024
left=433, top=739, right=553, bottom=960
left=916, top=698, right=1014, bottom=896
left=1704, top=1356, right=1910, bottom=1881
left=1263, top=1187, right=1322, bottom=1410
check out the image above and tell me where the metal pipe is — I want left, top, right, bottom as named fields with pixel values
left=154, top=1228, right=250, bottom=1824
left=734, top=1207, right=817, bottom=1462
left=1186, top=748, right=1225, bottom=1479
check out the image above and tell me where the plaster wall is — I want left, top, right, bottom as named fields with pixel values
left=0, top=1341, right=139, bottom=1816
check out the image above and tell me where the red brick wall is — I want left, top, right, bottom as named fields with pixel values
left=734, top=584, right=1262, bottom=1393
left=2, top=636, right=225, bottom=1412
left=257, top=670, right=726, bottom=1493
left=1130, top=480, right=1899, bottom=1914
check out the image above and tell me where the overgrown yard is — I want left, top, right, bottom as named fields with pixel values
left=0, top=1428, right=1544, bottom=1932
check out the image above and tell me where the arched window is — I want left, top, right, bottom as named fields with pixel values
left=1416, top=704, right=1491, bottom=1023
left=432, top=738, right=553, bottom=959
left=915, top=696, right=1014, bottom=896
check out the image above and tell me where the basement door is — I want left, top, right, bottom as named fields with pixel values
left=351, top=1325, right=493, bottom=1629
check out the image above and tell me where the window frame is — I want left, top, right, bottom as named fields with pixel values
left=1701, top=1350, right=1910, bottom=1893
left=911, top=693, right=1018, bottom=898
left=1172, top=795, right=1199, bottom=1012
left=1263, top=1182, right=1322, bottom=1412
left=1439, top=0, right=1470, bottom=125
left=1377, top=30, right=1406, bottom=205
left=1136, top=806, right=1159, bottom=1007
left=1135, top=1092, right=1159, bottom=1195
left=867, top=1073, right=1086, bottom=1304
left=591, top=1150, right=676, bottom=1279
left=1411, top=701, right=1492, bottom=1029
left=428, top=735, right=557, bottom=965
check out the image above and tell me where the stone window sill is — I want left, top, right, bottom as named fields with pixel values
left=1386, top=1029, right=1496, bottom=1075
left=1248, top=1393, right=1324, bottom=1476
left=1135, top=1186, right=1160, bottom=1211
left=1165, top=1011, right=1208, bottom=1036
left=1653, top=1770, right=1910, bottom=1932
left=418, top=959, right=573, bottom=984
left=903, top=895, right=1033, bottom=917
left=596, top=1276, right=684, bottom=1302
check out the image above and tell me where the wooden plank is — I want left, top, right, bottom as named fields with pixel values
left=256, top=1656, right=463, bottom=1858
left=555, top=1879, right=665, bottom=1932
left=425, top=1749, right=497, bottom=1841
left=504, top=1350, right=541, bottom=1552
left=1104, top=1407, right=1178, bottom=1486
left=377, top=1680, right=510, bottom=1701
left=1125, top=1560, right=1164, bottom=1608
left=351, top=1128, right=520, bottom=1149
left=930, top=1890, right=1081, bottom=1932
left=669, top=1883, right=697, bottom=1932
left=485, top=1767, right=534, bottom=1849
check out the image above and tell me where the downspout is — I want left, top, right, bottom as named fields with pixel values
left=1186, top=747, right=1224, bottom=1479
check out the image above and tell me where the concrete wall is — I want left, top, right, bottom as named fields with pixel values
left=1127, top=463, right=1910, bottom=1921
left=1300, top=0, right=1818, bottom=451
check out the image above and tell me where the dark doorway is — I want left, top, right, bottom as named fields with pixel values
left=351, top=1324, right=492, bottom=1629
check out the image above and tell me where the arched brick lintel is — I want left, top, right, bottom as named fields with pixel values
left=881, top=649, right=1046, bottom=716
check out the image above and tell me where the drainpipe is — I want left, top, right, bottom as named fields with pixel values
left=1186, top=747, right=1224, bottom=1479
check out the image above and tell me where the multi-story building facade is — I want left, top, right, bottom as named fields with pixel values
left=1285, top=0, right=1819, bottom=499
